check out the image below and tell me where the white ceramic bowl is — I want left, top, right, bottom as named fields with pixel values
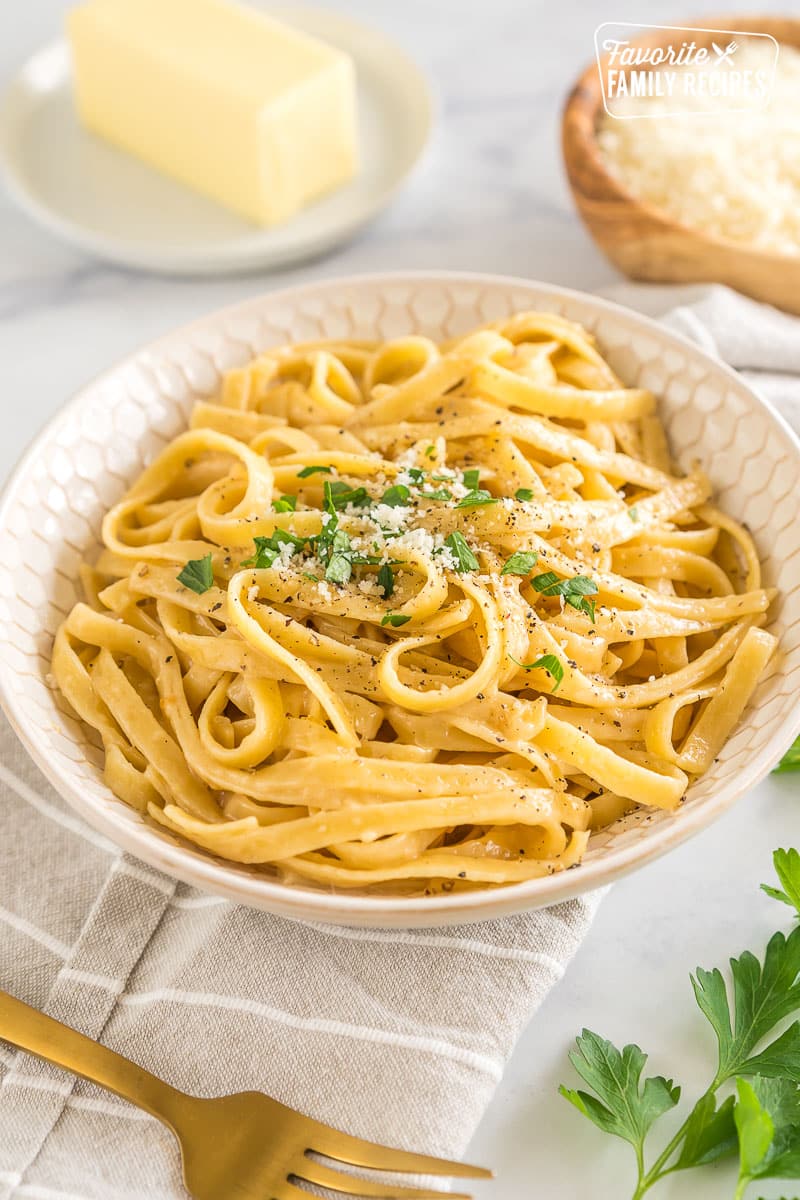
left=1, top=272, right=798, bottom=928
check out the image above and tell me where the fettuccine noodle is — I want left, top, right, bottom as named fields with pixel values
left=52, top=311, right=777, bottom=895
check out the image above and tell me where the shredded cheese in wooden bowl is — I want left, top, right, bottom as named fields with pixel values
left=597, top=42, right=800, bottom=256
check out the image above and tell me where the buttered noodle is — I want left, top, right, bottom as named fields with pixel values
left=52, top=312, right=777, bottom=894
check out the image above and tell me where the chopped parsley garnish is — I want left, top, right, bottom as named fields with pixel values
left=501, top=550, right=539, bottom=577
left=323, top=528, right=354, bottom=584
left=510, top=652, right=564, bottom=691
left=462, top=468, right=481, bottom=490
left=424, top=444, right=436, bottom=459
left=406, top=467, right=426, bottom=485
left=531, top=571, right=599, bottom=621
left=380, top=484, right=411, bottom=507
left=242, top=526, right=304, bottom=569
left=377, top=562, right=395, bottom=598
left=454, top=488, right=499, bottom=509
left=325, top=554, right=352, bottom=585
left=444, top=531, right=479, bottom=572
left=270, top=528, right=306, bottom=551
left=272, top=494, right=298, bottom=513
left=242, top=537, right=280, bottom=568
left=297, top=464, right=333, bottom=478
left=326, top=481, right=370, bottom=510
left=420, top=488, right=452, bottom=501
left=176, top=553, right=214, bottom=594
left=515, top=487, right=535, bottom=502
left=381, top=612, right=411, bottom=627
left=302, top=571, right=319, bottom=582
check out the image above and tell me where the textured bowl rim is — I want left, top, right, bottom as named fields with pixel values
left=2, top=269, right=799, bottom=928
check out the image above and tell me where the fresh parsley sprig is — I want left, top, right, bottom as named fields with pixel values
left=762, top=849, right=800, bottom=917
left=560, top=849, right=800, bottom=1199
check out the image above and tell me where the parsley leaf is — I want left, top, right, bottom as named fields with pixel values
left=515, top=487, right=535, bottom=502
left=531, top=571, right=598, bottom=622
left=420, top=488, right=452, bottom=501
left=692, top=926, right=800, bottom=1085
left=377, top=563, right=395, bottom=599
left=381, top=612, right=411, bottom=627
left=775, top=737, right=800, bottom=773
left=272, top=494, right=298, bottom=513
left=501, top=550, right=539, bottom=577
left=241, top=538, right=280, bottom=569
left=735, top=1076, right=800, bottom=1188
left=325, top=555, right=352, bottom=585
left=326, top=481, right=370, bottom=510
left=270, top=528, right=306, bottom=551
left=324, top=529, right=354, bottom=585
left=675, top=1093, right=738, bottom=1169
left=176, top=553, right=214, bottom=594
left=297, top=465, right=333, bottom=478
left=763, top=849, right=800, bottom=918
left=510, top=652, right=564, bottom=691
left=454, top=488, right=499, bottom=509
left=462, top=468, right=480, bottom=490
left=424, top=444, right=436, bottom=459
left=444, top=531, right=479, bottom=573
left=380, top=484, right=411, bottom=507
left=406, top=467, right=425, bottom=485
left=559, top=1030, right=680, bottom=1153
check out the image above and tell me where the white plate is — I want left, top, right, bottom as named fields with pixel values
left=1, top=272, right=799, bottom=928
left=0, top=9, right=432, bottom=276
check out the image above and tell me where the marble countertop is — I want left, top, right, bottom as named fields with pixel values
left=1, top=1, right=798, bottom=1197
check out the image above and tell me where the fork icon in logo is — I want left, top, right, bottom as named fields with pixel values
left=712, top=40, right=738, bottom=66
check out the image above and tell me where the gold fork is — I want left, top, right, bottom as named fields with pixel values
left=0, top=989, right=492, bottom=1199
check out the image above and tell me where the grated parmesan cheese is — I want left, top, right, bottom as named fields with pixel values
left=597, top=42, right=800, bottom=256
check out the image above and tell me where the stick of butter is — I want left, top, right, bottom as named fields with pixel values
left=67, top=0, right=358, bottom=226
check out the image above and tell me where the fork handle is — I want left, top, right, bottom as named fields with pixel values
left=0, top=988, right=182, bottom=1129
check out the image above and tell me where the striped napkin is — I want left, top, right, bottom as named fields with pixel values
left=0, top=713, right=598, bottom=1199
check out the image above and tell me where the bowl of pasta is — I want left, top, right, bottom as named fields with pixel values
left=0, top=271, right=798, bottom=928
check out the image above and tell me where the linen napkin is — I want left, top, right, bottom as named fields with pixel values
left=0, top=283, right=796, bottom=1200
left=0, top=715, right=598, bottom=1200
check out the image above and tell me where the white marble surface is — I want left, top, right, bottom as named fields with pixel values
left=1, top=1, right=799, bottom=1197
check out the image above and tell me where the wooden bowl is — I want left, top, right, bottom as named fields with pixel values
left=562, top=17, right=800, bottom=314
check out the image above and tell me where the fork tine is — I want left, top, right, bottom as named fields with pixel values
left=294, top=1157, right=472, bottom=1198
left=307, top=1124, right=492, bottom=1180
